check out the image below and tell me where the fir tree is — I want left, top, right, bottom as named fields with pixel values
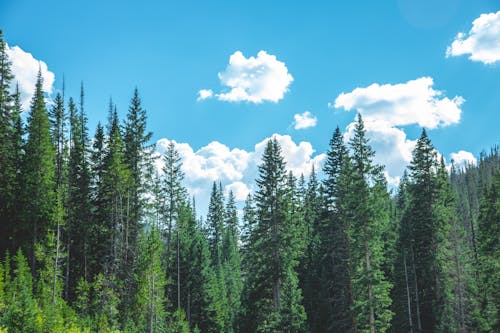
left=242, top=138, right=307, bottom=332
left=21, top=69, right=56, bottom=270
left=67, top=96, right=92, bottom=298
left=346, top=115, right=393, bottom=332
left=476, top=171, right=499, bottom=331
left=319, top=126, right=355, bottom=332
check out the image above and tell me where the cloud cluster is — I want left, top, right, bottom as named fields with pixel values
left=335, top=77, right=465, bottom=185
left=334, top=77, right=464, bottom=129
left=293, top=111, right=317, bottom=130
left=198, top=50, right=293, bottom=103
left=446, top=11, right=500, bottom=64
left=6, top=44, right=56, bottom=109
left=155, top=134, right=324, bottom=213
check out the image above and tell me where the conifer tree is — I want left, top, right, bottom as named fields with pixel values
left=21, top=70, right=56, bottom=270
left=476, top=171, right=499, bottom=331
left=162, top=141, right=187, bottom=277
left=0, top=31, right=23, bottom=256
left=2, top=250, right=41, bottom=332
left=319, top=126, right=355, bottom=332
left=207, top=182, right=225, bottom=267
left=67, top=95, right=92, bottom=298
left=405, top=129, right=439, bottom=332
left=345, top=115, right=393, bottom=333
left=242, top=138, right=306, bottom=332
left=221, top=190, right=243, bottom=332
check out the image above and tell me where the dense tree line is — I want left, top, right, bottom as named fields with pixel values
left=0, top=30, right=498, bottom=332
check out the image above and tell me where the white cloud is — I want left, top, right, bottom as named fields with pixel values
left=334, top=77, right=464, bottom=129
left=450, top=150, right=477, bottom=170
left=6, top=44, right=56, bottom=109
left=155, top=134, right=323, bottom=215
left=335, top=77, right=464, bottom=186
left=199, top=50, right=293, bottom=103
left=446, top=11, right=500, bottom=64
left=293, top=111, right=317, bottom=130
left=197, top=89, right=213, bottom=101
left=225, top=182, right=251, bottom=201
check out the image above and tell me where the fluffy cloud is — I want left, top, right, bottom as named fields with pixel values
left=293, top=111, right=317, bottom=130
left=197, top=89, right=213, bottom=101
left=199, top=50, right=293, bottom=103
left=6, top=44, right=56, bottom=109
left=446, top=11, right=500, bottom=64
left=334, top=77, right=464, bottom=129
left=155, top=134, right=323, bottom=214
left=335, top=77, right=464, bottom=186
left=450, top=150, right=477, bottom=170
left=225, top=182, right=251, bottom=201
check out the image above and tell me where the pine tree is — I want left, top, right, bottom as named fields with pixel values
left=67, top=95, right=92, bottom=299
left=49, top=92, right=68, bottom=188
left=405, top=129, right=439, bottom=332
left=21, top=69, right=56, bottom=270
left=242, top=138, right=307, bottom=332
left=0, top=30, right=21, bottom=256
left=221, top=190, right=243, bottom=332
left=476, top=171, right=499, bottom=331
left=162, top=141, right=187, bottom=281
left=134, top=226, right=167, bottom=333
left=2, top=250, right=42, bottom=332
left=122, top=88, right=154, bottom=321
left=319, top=126, right=355, bottom=332
left=207, top=182, right=224, bottom=267
left=345, top=115, right=392, bottom=332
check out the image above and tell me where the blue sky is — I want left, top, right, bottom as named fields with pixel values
left=1, top=0, right=499, bottom=211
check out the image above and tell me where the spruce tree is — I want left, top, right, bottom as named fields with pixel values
left=21, top=70, right=56, bottom=270
left=221, top=190, right=243, bottom=332
left=207, top=182, right=224, bottom=267
left=0, top=30, right=20, bottom=256
left=406, top=129, right=439, bottom=332
left=476, top=171, right=499, bottom=331
left=67, top=96, right=92, bottom=299
left=320, top=126, right=355, bottom=332
left=242, top=138, right=306, bottom=332
left=345, top=115, right=393, bottom=332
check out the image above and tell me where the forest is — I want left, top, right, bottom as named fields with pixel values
left=0, top=30, right=499, bottom=333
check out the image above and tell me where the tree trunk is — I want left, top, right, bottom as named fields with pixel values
left=403, top=251, right=414, bottom=332
left=366, top=242, right=375, bottom=333
left=410, top=246, right=422, bottom=331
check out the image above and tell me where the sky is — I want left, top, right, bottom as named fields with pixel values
left=1, top=0, right=499, bottom=215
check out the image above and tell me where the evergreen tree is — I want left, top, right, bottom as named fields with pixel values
left=221, top=190, right=243, bottom=332
left=2, top=250, right=41, bottom=332
left=21, top=69, right=56, bottom=270
left=67, top=96, right=92, bottom=298
left=405, top=129, right=440, bottom=332
left=134, top=226, right=167, bottom=333
left=242, top=138, right=306, bottom=332
left=207, top=182, right=225, bottom=267
left=162, top=141, right=187, bottom=280
left=319, top=126, right=355, bottom=332
left=49, top=92, right=68, bottom=188
left=122, top=88, right=154, bottom=321
left=476, top=171, right=499, bottom=331
left=345, top=115, right=392, bottom=332
left=0, top=31, right=21, bottom=256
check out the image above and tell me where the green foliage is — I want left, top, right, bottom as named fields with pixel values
left=21, top=70, right=56, bottom=268
left=345, top=115, right=393, bottom=333
left=476, top=171, right=500, bottom=331
left=0, top=38, right=497, bottom=332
